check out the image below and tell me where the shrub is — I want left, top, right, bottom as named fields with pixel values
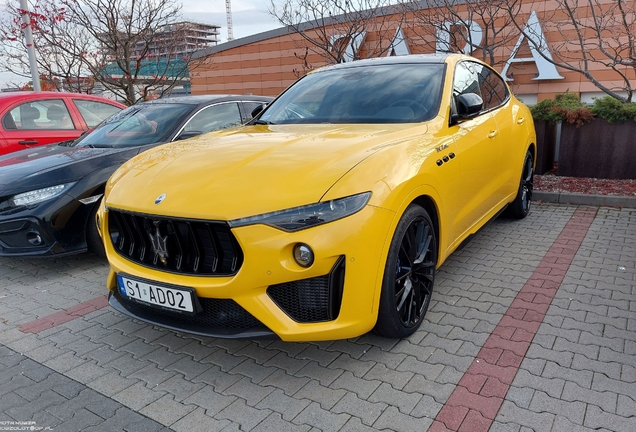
left=531, top=93, right=636, bottom=126
left=530, top=99, right=560, bottom=123
left=590, top=96, right=636, bottom=124
left=531, top=92, right=593, bottom=127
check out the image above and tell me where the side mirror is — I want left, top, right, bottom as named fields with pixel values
left=176, top=131, right=202, bottom=141
left=251, top=103, right=267, bottom=119
left=451, top=93, right=483, bottom=124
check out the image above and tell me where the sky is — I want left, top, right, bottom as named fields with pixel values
left=182, top=0, right=280, bottom=43
left=0, top=0, right=281, bottom=88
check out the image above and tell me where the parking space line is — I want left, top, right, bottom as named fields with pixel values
left=20, top=295, right=108, bottom=334
left=428, top=206, right=597, bottom=432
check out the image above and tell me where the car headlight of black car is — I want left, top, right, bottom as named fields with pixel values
left=8, top=183, right=74, bottom=207
left=228, top=192, right=372, bottom=232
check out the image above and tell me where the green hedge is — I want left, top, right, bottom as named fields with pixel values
left=530, top=92, right=636, bottom=126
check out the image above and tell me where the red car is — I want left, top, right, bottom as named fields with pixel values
left=0, top=92, right=125, bottom=156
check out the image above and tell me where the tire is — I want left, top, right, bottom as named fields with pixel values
left=86, top=203, right=106, bottom=258
left=504, top=150, right=534, bottom=219
left=374, top=204, right=437, bottom=338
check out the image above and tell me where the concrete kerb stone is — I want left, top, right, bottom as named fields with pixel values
left=534, top=191, right=636, bottom=208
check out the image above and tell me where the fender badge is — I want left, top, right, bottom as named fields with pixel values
left=154, top=193, right=166, bottom=205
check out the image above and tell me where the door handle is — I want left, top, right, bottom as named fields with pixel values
left=517, top=117, right=526, bottom=124
left=18, top=140, right=39, bottom=145
left=488, top=130, right=499, bottom=139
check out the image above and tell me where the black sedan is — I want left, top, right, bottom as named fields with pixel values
left=0, top=94, right=272, bottom=257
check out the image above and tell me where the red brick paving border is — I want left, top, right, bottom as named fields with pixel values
left=20, top=295, right=109, bottom=334
left=428, top=206, right=597, bottom=432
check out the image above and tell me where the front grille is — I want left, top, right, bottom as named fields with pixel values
left=108, top=209, right=243, bottom=276
left=267, top=256, right=345, bottom=323
left=113, top=291, right=270, bottom=335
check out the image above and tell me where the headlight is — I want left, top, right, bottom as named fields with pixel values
left=228, top=192, right=372, bottom=232
left=9, top=184, right=72, bottom=207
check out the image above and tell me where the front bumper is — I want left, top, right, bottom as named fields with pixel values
left=0, top=194, right=92, bottom=256
left=103, top=204, right=396, bottom=341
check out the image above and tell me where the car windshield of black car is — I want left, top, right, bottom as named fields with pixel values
left=259, top=63, right=445, bottom=125
left=76, top=104, right=192, bottom=148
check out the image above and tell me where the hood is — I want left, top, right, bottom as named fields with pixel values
left=0, top=144, right=139, bottom=196
left=106, top=123, right=429, bottom=220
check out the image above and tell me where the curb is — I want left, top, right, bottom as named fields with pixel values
left=534, top=191, right=636, bottom=208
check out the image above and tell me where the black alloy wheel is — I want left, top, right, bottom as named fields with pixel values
left=505, top=150, right=534, bottom=219
left=374, top=204, right=437, bottom=338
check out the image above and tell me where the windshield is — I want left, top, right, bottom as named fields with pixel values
left=259, top=63, right=445, bottom=125
left=76, top=103, right=192, bottom=147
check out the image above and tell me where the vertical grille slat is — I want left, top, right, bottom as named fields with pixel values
left=108, top=209, right=243, bottom=276
left=205, top=224, right=220, bottom=273
left=129, top=215, right=148, bottom=262
left=168, top=220, right=184, bottom=271
left=110, top=211, right=126, bottom=250
left=121, top=213, right=137, bottom=257
left=187, top=222, right=202, bottom=273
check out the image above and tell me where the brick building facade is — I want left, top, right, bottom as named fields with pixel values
left=189, top=0, right=635, bottom=104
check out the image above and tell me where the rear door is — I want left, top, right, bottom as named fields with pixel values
left=476, top=64, right=516, bottom=202
left=71, top=98, right=123, bottom=129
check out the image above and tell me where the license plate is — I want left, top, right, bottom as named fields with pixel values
left=116, top=274, right=195, bottom=313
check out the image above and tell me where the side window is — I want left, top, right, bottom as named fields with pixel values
left=183, top=103, right=242, bottom=134
left=6, top=100, right=74, bottom=130
left=476, top=65, right=509, bottom=110
left=243, top=102, right=266, bottom=120
left=73, top=100, right=122, bottom=128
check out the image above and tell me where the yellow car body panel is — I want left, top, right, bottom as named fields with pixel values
left=104, top=203, right=396, bottom=341
left=99, top=54, right=536, bottom=341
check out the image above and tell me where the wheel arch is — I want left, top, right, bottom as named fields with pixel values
left=412, top=195, right=440, bottom=266
left=528, top=142, right=537, bottom=168
left=83, top=184, right=106, bottom=236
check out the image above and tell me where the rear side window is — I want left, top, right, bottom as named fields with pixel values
left=477, top=66, right=509, bottom=110
left=73, top=99, right=122, bottom=128
left=183, top=103, right=242, bottom=134
left=243, top=102, right=266, bottom=120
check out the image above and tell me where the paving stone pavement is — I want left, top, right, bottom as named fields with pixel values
left=0, top=202, right=634, bottom=431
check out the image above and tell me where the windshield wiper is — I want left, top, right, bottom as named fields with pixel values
left=81, top=144, right=114, bottom=148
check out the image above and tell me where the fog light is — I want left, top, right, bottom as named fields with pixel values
left=293, top=243, right=314, bottom=268
left=26, top=231, right=43, bottom=246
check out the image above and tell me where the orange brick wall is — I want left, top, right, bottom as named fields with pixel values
left=190, top=0, right=635, bottom=103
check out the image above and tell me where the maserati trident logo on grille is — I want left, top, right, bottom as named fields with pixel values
left=148, top=221, right=169, bottom=265
left=154, top=193, right=166, bottom=205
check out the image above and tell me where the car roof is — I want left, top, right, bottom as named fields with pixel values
left=145, top=94, right=273, bottom=106
left=0, top=91, right=122, bottom=104
left=312, top=53, right=464, bottom=73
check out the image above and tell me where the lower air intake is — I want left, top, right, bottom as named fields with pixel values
left=267, top=256, right=345, bottom=323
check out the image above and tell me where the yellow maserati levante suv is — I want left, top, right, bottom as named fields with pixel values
left=98, top=54, right=536, bottom=341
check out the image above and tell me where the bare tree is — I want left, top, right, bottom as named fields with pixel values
left=506, top=0, right=636, bottom=102
left=405, top=0, right=523, bottom=67
left=0, top=0, right=208, bottom=105
left=0, top=1, right=95, bottom=92
left=268, top=0, right=408, bottom=74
